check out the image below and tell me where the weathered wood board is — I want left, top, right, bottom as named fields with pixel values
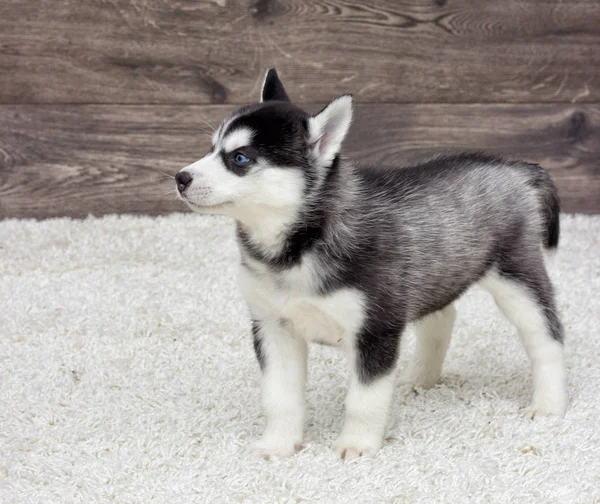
left=1, top=104, right=597, bottom=218
left=1, top=0, right=598, bottom=104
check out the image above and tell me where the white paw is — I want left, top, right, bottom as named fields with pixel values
left=248, top=434, right=303, bottom=459
left=334, top=431, right=382, bottom=460
left=527, top=390, right=568, bottom=419
left=399, top=371, right=440, bottom=390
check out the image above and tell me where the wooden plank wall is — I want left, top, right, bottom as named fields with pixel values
left=1, top=0, right=599, bottom=218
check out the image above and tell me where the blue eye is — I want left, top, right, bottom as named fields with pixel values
left=234, top=153, right=250, bottom=165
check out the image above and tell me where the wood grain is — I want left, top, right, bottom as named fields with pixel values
left=1, top=0, right=598, bottom=104
left=1, top=104, right=598, bottom=218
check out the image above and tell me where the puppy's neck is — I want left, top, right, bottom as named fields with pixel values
left=234, top=203, right=301, bottom=258
left=234, top=156, right=349, bottom=266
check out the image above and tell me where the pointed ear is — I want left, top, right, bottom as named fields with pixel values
left=307, top=95, right=353, bottom=165
left=260, top=68, right=290, bottom=102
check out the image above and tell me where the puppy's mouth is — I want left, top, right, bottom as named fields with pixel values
left=179, top=193, right=233, bottom=212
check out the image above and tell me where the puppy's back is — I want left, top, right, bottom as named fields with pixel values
left=353, top=153, right=557, bottom=320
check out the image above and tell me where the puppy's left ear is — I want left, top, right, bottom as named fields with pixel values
left=261, top=68, right=290, bottom=102
left=308, top=95, right=353, bottom=166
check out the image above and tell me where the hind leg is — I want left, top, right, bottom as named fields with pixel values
left=403, top=304, right=456, bottom=388
left=480, top=269, right=567, bottom=417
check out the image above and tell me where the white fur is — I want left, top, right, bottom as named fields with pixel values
left=308, top=95, right=353, bottom=167
left=222, top=127, right=254, bottom=153
left=239, top=259, right=368, bottom=456
left=178, top=156, right=305, bottom=238
left=212, top=114, right=238, bottom=147
left=232, top=166, right=305, bottom=253
left=250, top=319, right=308, bottom=458
left=239, top=259, right=366, bottom=348
left=479, top=271, right=567, bottom=417
left=180, top=127, right=255, bottom=210
left=334, top=370, right=396, bottom=460
left=403, top=304, right=456, bottom=389
left=259, top=70, right=268, bottom=103
left=178, top=152, right=242, bottom=208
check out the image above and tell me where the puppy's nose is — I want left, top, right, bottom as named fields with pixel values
left=176, top=171, right=193, bottom=193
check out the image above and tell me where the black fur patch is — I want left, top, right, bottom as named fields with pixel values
left=261, top=68, right=290, bottom=101
left=355, top=311, right=406, bottom=384
left=546, top=202, right=560, bottom=250
left=237, top=217, right=324, bottom=270
left=251, top=320, right=266, bottom=371
left=215, top=101, right=310, bottom=179
left=219, top=143, right=259, bottom=177
left=223, top=102, right=310, bottom=170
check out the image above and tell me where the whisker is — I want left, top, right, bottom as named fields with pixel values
left=202, top=117, right=218, bottom=130
left=162, top=191, right=181, bottom=200
left=157, top=169, right=175, bottom=179
left=198, top=116, right=219, bottom=135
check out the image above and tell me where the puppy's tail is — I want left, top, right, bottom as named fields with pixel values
left=544, top=188, right=560, bottom=250
left=530, top=164, right=560, bottom=250
left=541, top=175, right=560, bottom=251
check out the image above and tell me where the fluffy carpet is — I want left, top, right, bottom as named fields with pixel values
left=1, top=213, right=599, bottom=503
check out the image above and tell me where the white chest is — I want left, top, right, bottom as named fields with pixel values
left=238, top=257, right=365, bottom=347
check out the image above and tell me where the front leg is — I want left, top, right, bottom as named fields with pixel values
left=251, top=319, right=308, bottom=458
left=335, top=321, right=404, bottom=460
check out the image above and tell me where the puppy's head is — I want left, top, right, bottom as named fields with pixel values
left=175, top=69, right=352, bottom=223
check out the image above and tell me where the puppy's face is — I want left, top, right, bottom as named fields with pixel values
left=176, top=101, right=310, bottom=217
left=175, top=69, right=353, bottom=222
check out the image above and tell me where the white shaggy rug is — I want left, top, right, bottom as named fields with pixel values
left=1, top=213, right=599, bottom=503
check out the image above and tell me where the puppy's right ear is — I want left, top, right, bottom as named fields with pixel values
left=307, top=95, right=353, bottom=167
left=261, top=68, right=290, bottom=102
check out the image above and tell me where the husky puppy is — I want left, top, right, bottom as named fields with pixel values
left=175, top=69, right=567, bottom=459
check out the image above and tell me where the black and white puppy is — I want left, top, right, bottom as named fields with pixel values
left=175, top=69, right=567, bottom=459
